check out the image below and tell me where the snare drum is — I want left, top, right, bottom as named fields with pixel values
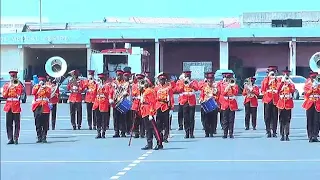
left=116, top=98, right=132, bottom=114
left=201, top=98, right=218, bottom=113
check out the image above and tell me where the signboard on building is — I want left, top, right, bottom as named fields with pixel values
left=183, top=62, right=212, bottom=80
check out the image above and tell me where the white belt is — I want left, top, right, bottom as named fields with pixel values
left=6, top=98, right=19, bottom=101
left=224, top=96, right=236, bottom=100
left=279, top=94, right=292, bottom=99
left=182, top=92, right=195, bottom=95
left=36, top=98, right=49, bottom=101
left=96, top=95, right=105, bottom=98
left=266, top=89, right=278, bottom=93
left=133, top=96, right=141, bottom=100
left=309, top=95, right=320, bottom=98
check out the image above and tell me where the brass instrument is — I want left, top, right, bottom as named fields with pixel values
left=10, top=78, right=20, bottom=87
left=45, top=56, right=68, bottom=98
left=184, top=78, right=191, bottom=85
left=228, top=77, right=236, bottom=86
left=309, top=52, right=320, bottom=84
left=114, top=82, right=129, bottom=106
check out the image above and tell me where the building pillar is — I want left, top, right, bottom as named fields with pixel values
left=289, top=38, right=297, bottom=76
left=18, top=45, right=24, bottom=80
left=155, top=39, right=160, bottom=76
left=219, top=39, right=229, bottom=70
left=86, top=44, right=91, bottom=76
left=159, top=42, right=164, bottom=72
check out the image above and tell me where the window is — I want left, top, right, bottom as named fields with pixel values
left=271, top=19, right=302, bottom=28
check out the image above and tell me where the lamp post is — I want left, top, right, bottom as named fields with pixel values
left=39, top=0, right=42, bottom=31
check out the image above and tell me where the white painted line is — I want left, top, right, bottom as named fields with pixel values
left=138, top=157, right=146, bottom=160
left=146, top=151, right=153, bottom=154
left=128, top=164, right=137, bottom=167
left=110, top=176, right=120, bottom=180
left=123, top=167, right=131, bottom=171
left=116, top=172, right=126, bottom=176
left=142, top=154, right=149, bottom=157
left=132, top=160, right=140, bottom=164
left=140, top=159, right=320, bottom=163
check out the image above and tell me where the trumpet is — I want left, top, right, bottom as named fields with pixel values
left=97, top=79, right=103, bottom=88
left=10, top=78, right=20, bottom=87
left=228, top=78, right=236, bottom=86
left=243, top=78, right=252, bottom=90
left=184, top=78, right=190, bottom=85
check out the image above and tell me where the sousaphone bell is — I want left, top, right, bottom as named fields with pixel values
left=309, top=52, right=320, bottom=83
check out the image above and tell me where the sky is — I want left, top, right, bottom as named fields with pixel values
left=1, top=0, right=319, bottom=22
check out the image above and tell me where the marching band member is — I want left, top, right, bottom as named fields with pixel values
left=220, top=73, right=239, bottom=138
left=123, top=71, right=133, bottom=135
left=242, top=77, right=259, bottom=130
left=132, top=74, right=146, bottom=138
left=154, top=73, right=174, bottom=143
left=199, top=73, right=209, bottom=130
left=31, top=77, right=51, bottom=143
left=175, top=73, right=185, bottom=130
left=111, top=70, right=129, bottom=138
left=92, top=73, right=112, bottom=139
left=49, top=79, right=59, bottom=130
left=302, top=71, right=320, bottom=142
left=176, top=71, right=199, bottom=138
left=67, top=70, right=84, bottom=130
left=2, top=70, right=23, bottom=145
left=261, top=66, right=280, bottom=137
left=167, top=78, right=176, bottom=130
left=199, top=72, right=219, bottom=137
left=140, top=78, right=162, bottom=150
left=217, top=73, right=228, bottom=129
left=84, top=70, right=97, bottom=130
left=276, top=70, right=295, bottom=141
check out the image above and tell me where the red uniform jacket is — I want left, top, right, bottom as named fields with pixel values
left=67, top=79, right=84, bottom=103
left=92, top=83, right=112, bottom=112
left=84, top=80, right=97, bottom=103
left=302, top=82, right=320, bottom=112
left=198, top=80, right=206, bottom=89
left=217, top=80, right=225, bottom=106
left=176, top=80, right=199, bottom=106
left=220, top=84, right=239, bottom=111
left=110, top=80, right=130, bottom=108
left=140, top=87, right=156, bottom=118
left=2, top=82, right=23, bottom=113
left=276, top=82, right=295, bottom=110
left=242, top=85, right=259, bottom=107
left=199, top=82, right=220, bottom=106
left=31, top=85, right=51, bottom=113
left=49, top=85, right=60, bottom=104
left=261, top=77, right=281, bottom=105
left=131, top=83, right=142, bottom=112
left=154, top=84, right=174, bottom=112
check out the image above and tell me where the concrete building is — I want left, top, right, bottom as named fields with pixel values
left=1, top=12, right=319, bottom=81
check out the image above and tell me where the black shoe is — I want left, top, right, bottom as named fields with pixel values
left=213, top=131, right=217, bottom=134
left=253, top=127, right=256, bottom=130
left=222, top=135, right=227, bottom=139
left=42, top=137, right=47, bottom=143
left=140, top=135, right=145, bottom=138
left=78, top=126, right=81, bottom=130
left=245, top=127, right=249, bottom=130
left=96, top=134, right=102, bottom=139
left=312, top=138, right=319, bottom=142
left=184, top=133, right=190, bottom=139
left=272, top=134, right=277, bottom=138
left=285, top=135, right=290, bottom=141
left=72, top=126, right=76, bottom=130
left=190, top=134, right=195, bottom=138
left=52, top=127, right=55, bottom=130
left=141, top=145, right=152, bottom=150
left=178, top=127, right=183, bottom=130
left=309, top=137, right=313, bottom=143
left=14, top=139, right=18, bottom=145
left=154, top=144, right=163, bottom=150
left=229, top=135, right=234, bottom=139
left=121, top=133, right=126, bottom=138
left=36, top=138, right=42, bottom=143
left=280, top=136, right=285, bottom=141
left=267, top=132, right=272, bottom=138
left=89, top=126, right=92, bottom=130
left=209, top=134, right=214, bottom=137
left=113, top=134, right=120, bottom=138
left=205, top=133, right=209, bottom=137
left=102, top=132, right=106, bottom=138
left=163, top=139, right=169, bottom=143
left=7, top=139, right=14, bottom=145
left=134, top=134, right=139, bottom=138
left=93, top=127, right=97, bottom=130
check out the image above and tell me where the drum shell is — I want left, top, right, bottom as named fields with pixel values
left=116, top=98, right=132, bottom=114
left=201, top=98, right=218, bottom=113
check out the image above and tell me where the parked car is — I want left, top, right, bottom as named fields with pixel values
left=59, top=77, right=86, bottom=103
left=255, top=68, right=269, bottom=77
left=0, top=80, right=27, bottom=103
left=277, top=75, right=306, bottom=99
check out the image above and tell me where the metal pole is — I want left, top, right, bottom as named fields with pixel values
left=39, top=0, right=42, bottom=31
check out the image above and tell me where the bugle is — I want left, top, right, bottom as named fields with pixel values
left=228, top=78, right=236, bottom=86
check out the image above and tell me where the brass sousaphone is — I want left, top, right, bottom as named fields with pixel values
left=45, top=56, right=68, bottom=97
left=309, top=52, right=320, bottom=83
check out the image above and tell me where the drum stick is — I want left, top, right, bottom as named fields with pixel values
left=128, top=112, right=136, bottom=146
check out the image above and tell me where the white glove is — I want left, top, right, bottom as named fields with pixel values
left=148, top=115, right=153, bottom=121
left=169, top=110, right=173, bottom=116
left=109, top=99, right=113, bottom=104
left=268, top=78, right=275, bottom=85
left=72, top=86, right=78, bottom=90
left=123, top=92, right=128, bottom=96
